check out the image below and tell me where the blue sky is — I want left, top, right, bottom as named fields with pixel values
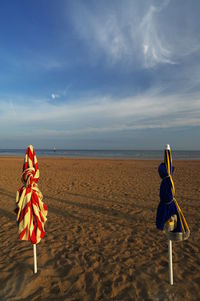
left=0, top=0, right=200, bottom=150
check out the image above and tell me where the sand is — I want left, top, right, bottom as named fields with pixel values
left=0, top=157, right=200, bottom=301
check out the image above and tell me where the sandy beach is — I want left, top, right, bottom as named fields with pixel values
left=0, top=157, right=200, bottom=301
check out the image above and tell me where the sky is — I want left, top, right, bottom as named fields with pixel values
left=0, top=0, right=200, bottom=150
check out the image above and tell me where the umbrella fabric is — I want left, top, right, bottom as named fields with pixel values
left=156, top=148, right=189, bottom=237
left=164, top=148, right=189, bottom=234
left=15, top=145, right=48, bottom=244
left=156, top=163, right=182, bottom=232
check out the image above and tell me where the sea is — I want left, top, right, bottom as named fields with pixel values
left=0, top=149, right=200, bottom=160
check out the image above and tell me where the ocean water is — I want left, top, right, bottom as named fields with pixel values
left=0, top=149, right=200, bottom=159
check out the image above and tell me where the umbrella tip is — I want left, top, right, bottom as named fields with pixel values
left=27, top=144, right=34, bottom=151
left=165, top=144, right=171, bottom=150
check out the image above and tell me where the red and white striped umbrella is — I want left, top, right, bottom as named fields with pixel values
left=15, top=145, right=48, bottom=272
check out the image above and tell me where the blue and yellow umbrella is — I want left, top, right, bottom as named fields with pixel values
left=163, top=145, right=190, bottom=241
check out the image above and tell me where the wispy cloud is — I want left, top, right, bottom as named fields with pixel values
left=69, top=1, right=171, bottom=68
left=51, top=93, right=60, bottom=100
left=140, top=1, right=176, bottom=67
left=0, top=92, right=200, bottom=140
left=50, top=85, right=72, bottom=102
left=1, top=49, right=64, bottom=74
left=69, top=0, right=200, bottom=69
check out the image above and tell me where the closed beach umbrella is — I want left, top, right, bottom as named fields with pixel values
left=15, top=145, right=48, bottom=273
left=156, top=144, right=190, bottom=285
left=163, top=144, right=190, bottom=241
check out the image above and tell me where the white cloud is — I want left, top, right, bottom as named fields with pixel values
left=70, top=4, right=129, bottom=65
left=69, top=1, right=172, bottom=68
left=69, top=0, right=200, bottom=69
left=0, top=92, right=200, bottom=140
left=51, top=93, right=60, bottom=100
left=140, top=2, right=176, bottom=67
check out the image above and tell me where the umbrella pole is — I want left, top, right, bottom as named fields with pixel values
left=33, top=244, right=37, bottom=274
left=168, top=239, right=173, bottom=285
